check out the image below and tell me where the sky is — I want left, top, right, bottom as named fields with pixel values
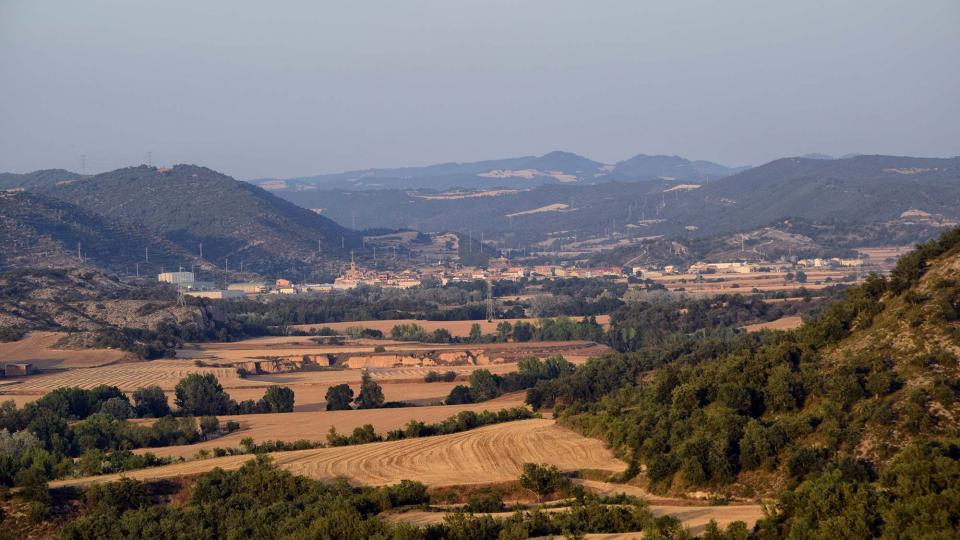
left=1, top=0, right=958, bottom=179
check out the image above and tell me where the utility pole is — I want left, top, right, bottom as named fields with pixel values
left=145, top=247, right=149, bottom=263
left=77, top=242, right=81, bottom=261
left=199, top=242, right=203, bottom=259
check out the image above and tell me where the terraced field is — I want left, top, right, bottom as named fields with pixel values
left=53, top=419, right=624, bottom=489
left=136, top=393, right=528, bottom=459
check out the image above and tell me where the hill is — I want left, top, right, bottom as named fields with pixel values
left=274, top=154, right=960, bottom=264
left=0, top=169, right=82, bottom=190
left=258, top=150, right=739, bottom=191
left=0, top=190, right=196, bottom=275
left=608, top=153, right=747, bottom=182
left=677, top=154, right=960, bottom=230
left=529, top=228, right=960, bottom=537
left=39, top=165, right=360, bottom=276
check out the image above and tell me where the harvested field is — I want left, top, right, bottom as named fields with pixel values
left=52, top=419, right=624, bottom=489
left=135, top=393, right=528, bottom=459
left=741, top=315, right=803, bottom=332
left=226, top=379, right=460, bottom=412
left=291, top=316, right=610, bottom=338
left=0, top=359, right=257, bottom=395
left=0, top=332, right=130, bottom=369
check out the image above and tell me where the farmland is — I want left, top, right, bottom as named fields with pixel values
left=136, top=393, right=528, bottom=458
left=52, top=419, right=623, bottom=489
left=291, top=315, right=611, bottom=337
left=0, top=331, right=130, bottom=369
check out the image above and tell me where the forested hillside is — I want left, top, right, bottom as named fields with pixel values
left=0, top=169, right=81, bottom=190
left=39, top=165, right=360, bottom=275
left=0, top=190, right=194, bottom=274
left=528, top=228, right=960, bottom=538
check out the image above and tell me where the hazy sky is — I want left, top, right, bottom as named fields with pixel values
left=2, top=1, right=958, bottom=179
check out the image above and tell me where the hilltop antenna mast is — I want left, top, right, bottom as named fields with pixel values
left=80, top=154, right=87, bottom=175
left=199, top=243, right=203, bottom=259
left=147, top=151, right=153, bottom=167
left=145, top=247, right=149, bottom=263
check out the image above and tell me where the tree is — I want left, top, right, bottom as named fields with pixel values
left=796, top=270, right=808, bottom=283
left=259, top=386, right=295, bottom=413
left=445, top=385, right=474, bottom=405
left=98, top=397, right=133, bottom=420
left=469, top=323, right=482, bottom=342
left=199, top=416, right=220, bottom=438
left=325, top=385, right=354, bottom=411
left=132, top=386, right=171, bottom=418
left=512, top=321, right=534, bottom=342
left=354, top=372, right=384, bottom=409
left=174, top=373, right=233, bottom=416
left=519, top=463, right=570, bottom=502
left=496, top=321, right=513, bottom=342
left=468, top=369, right=501, bottom=402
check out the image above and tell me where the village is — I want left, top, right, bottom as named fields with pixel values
left=158, top=248, right=897, bottom=300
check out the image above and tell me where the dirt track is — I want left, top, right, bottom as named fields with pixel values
left=52, top=419, right=624, bottom=489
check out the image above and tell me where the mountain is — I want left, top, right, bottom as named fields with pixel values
left=273, top=155, right=960, bottom=260
left=799, top=152, right=835, bottom=160
left=608, top=154, right=745, bottom=182
left=256, top=151, right=740, bottom=192
left=0, top=190, right=194, bottom=274
left=37, top=165, right=360, bottom=276
left=678, top=154, right=960, bottom=229
left=0, top=169, right=82, bottom=190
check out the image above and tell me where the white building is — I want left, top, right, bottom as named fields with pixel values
left=158, top=271, right=195, bottom=285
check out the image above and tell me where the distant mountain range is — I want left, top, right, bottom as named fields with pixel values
left=271, top=154, right=960, bottom=256
left=255, top=151, right=746, bottom=191
left=3, top=153, right=957, bottom=274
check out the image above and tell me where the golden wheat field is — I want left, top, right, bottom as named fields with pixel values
left=52, top=419, right=623, bottom=489
left=135, top=393, right=528, bottom=459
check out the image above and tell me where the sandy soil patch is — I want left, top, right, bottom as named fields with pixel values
left=52, top=419, right=623, bottom=489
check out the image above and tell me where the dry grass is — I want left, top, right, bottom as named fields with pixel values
left=52, top=419, right=624, bottom=489
left=135, top=393, right=528, bottom=459
left=0, top=331, right=130, bottom=369
left=741, top=316, right=804, bottom=332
